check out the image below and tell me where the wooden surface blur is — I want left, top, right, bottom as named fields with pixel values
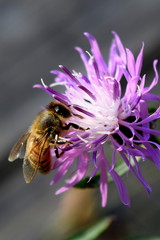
left=0, top=1, right=160, bottom=239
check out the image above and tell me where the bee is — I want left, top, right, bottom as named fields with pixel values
left=8, top=101, right=84, bottom=183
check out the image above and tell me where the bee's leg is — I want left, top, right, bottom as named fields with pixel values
left=55, top=134, right=72, bottom=145
left=54, top=135, right=71, bottom=158
left=56, top=139, right=69, bottom=144
left=62, top=123, right=87, bottom=131
left=54, top=146, right=66, bottom=158
left=54, top=146, right=60, bottom=158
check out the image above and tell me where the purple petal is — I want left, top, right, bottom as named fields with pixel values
left=136, top=144, right=160, bottom=167
left=70, top=133, right=90, bottom=142
left=54, top=96, right=69, bottom=105
left=109, top=169, right=130, bottom=206
left=112, top=31, right=127, bottom=65
left=136, top=42, right=144, bottom=76
left=73, top=105, right=95, bottom=117
left=134, top=107, right=160, bottom=125
left=120, top=152, right=152, bottom=194
left=33, top=84, right=69, bottom=104
left=84, top=32, right=108, bottom=73
left=113, top=79, right=120, bottom=100
left=126, top=48, right=136, bottom=77
left=142, top=93, right=160, bottom=101
left=145, top=143, right=160, bottom=168
left=78, top=85, right=96, bottom=100
left=88, top=166, right=99, bottom=182
left=92, top=57, right=100, bottom=80
left=92, top=151, right=97, bottom=166
left=55, top=153, right=89, bottom=194
left=111, top=148, right=117, bottom=170
left=75, top=47, right=91, bottom=79
left=143, top=60, right=159, bottom=93
left=92, top=135, right=108, bottom=145
left=139, top=101, right=150, bottom=140
left=140, top=74, right=146, bottom=91
left=50, top=158, right=74, bottom=185
left=50, top=70, right=68, bottom=81
left=108, top=40, right=117, bottom=76
left=100, top=161, right=108, bottom=207
left=59, top=65, right=79, bottom=84
left=134, top=126, right=160, bottom=136
left=80, top=73, right=91, bottom=84
left=133, top=139, right=160, bottom=151
left=99, top=146, right=130, bottom=206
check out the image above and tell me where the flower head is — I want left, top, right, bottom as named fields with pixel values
left=35, top=32, right=160, bottom=207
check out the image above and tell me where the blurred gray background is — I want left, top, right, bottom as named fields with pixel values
left=1, top=0, right=160, bottom=239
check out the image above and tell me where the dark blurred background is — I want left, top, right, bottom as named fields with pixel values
left=1, top=0, right=160, bottom=239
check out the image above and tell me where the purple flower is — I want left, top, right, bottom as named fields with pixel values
left=34, top=32, right=160, bottom=207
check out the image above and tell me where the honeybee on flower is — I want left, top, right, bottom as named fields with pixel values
left=17, top=32, right=160, bottom=207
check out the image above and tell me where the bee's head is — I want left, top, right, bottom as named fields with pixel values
left=47, top=102, right=71, bottom=118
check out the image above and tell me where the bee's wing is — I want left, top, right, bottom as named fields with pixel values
left=23, top=132, right=49, bottom=183
left=8, top=131, right=30, bottom=162
left=23, top=158, right=38, bottom=183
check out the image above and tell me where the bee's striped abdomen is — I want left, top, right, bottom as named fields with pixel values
left=29, top=146, right=52, bottom=174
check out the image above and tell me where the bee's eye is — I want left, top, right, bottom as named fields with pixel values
left=53, top=105, right=71, bottom=118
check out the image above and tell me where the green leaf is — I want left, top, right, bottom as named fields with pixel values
left=148, top=106, right=157, bottom=115
left=65, top=217, right=113, bottom=240
left=75, top=156, right=141, bottom=189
